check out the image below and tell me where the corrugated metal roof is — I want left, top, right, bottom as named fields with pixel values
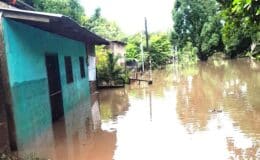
left=0, top=7, right=109, bottom=45
left=110, top=40, right=127, bottom=45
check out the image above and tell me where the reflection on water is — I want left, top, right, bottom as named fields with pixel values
left=19, top=59, right=260, bottom=160
left=18, top=97, right=116, bottom=160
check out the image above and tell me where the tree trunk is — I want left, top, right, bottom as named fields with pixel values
left=197, top=50, right=208, bottom=61
left=199, top=54, right=208, bottom=61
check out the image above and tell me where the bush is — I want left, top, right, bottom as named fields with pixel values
left=97, top=53, right=127, bottom=85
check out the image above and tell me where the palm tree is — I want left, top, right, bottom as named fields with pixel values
left=97, top=53, right=124, bottom=86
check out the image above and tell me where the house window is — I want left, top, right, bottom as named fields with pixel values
left=79, top=57, right=85, bottom=78
left=64, top=56, right=73, bottom=83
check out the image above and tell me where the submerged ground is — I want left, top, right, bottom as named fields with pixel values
left=19, top=59, right=260, bottom=160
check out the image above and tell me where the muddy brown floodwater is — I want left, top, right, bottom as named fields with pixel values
left=19, top=59, right=260, bottom=160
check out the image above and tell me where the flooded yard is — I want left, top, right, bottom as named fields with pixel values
left=20, top=59, right=260, bottom=160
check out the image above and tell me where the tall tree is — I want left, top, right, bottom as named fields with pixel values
left=125, top=32, right=172, bottom=68
left=21, top=0, right=85, bottom=24
left=172, top=0, right=222, bottom=61
left=200, top=16, right=224, bottom=55
left=216, top=0, right=260, bottom=58
left=84, top=8, right=124, bottom=40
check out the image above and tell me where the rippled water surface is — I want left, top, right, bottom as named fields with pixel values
left=21, top=59, right=260, bottom=160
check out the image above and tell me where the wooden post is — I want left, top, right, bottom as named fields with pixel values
left=144, top=18, right=152, bottom=84
left=140, top=33, right=144, bottom=73
left=0, top=14, right=17, bottom=151
left=144, top=17, right=149, bottom=50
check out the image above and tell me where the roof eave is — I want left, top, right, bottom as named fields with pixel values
left=0, top=8, right=109, bottom=45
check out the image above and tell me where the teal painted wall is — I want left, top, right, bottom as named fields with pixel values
left=2, top=18, right=90, bottom=148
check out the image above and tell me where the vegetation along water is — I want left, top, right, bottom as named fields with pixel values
left=0, top=0, right=259, bottom=159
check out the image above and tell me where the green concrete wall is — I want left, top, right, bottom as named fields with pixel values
left=2, top=18, right=90, bottom=148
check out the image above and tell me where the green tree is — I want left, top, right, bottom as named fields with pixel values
left=85, top=8, right=124, bottom=40
left=150, top=33, right=172, bottom=67
left=200, top=16, right=224, bottom=55
left=97, top=53, right=125, bottom=85
left=125, top=43, right=141, bottom=60
left=178, top=42, right=198, bottom=64
left=172, top=0, right=223, bottom=61
left=217, top=0, right=260, bottom=58
left=21, top=0, right=85, bottom=24
left=125, top=34, right=143, bottom=61
left=125, top=32, right=172, bottom=68
left=85, top=8, right=126, bottom=80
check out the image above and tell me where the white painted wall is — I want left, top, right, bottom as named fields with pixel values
left=88, top=55, right=96, bottom=81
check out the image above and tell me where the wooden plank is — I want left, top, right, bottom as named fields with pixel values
left=97, top=85, right=125, bottom=89
left=130, top=78, right=150, bottom=82
left=129, top=78, right=153, bottom=85
left=0, top=13, right=17, bottom=150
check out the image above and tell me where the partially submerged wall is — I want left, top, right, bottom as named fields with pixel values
left=2, top=18, right=90, bottom=151
left=0, top=99, right=9, bottom=152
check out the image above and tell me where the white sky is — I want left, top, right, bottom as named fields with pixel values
left=80, top=0, right=175, bottom=34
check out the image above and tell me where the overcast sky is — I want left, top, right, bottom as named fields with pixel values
left=80, top=0, right=175, bottom=34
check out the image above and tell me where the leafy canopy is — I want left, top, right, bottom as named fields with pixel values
left=125, top=34, right=143, bottom=61
left=21, top=0, right=85, bottom=24
left=172, top=0, right=223, bottom=61
left=85, top=8, right=125, bottom=40
left=216, top=0, right=260, bottom=58
left=125, top=32, right=172, bottom=68
left=150, top=33, right=172, bottom=67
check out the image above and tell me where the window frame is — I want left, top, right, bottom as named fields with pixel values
left=79, top=56, right=86, bottom=78
left=64, top=56, right=74, bottom=84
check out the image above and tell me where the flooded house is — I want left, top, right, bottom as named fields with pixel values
left=0, top=7, right=108, bottom=154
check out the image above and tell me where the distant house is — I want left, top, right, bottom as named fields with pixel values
left=0, top=7, right=108, bottom=153
left=108, top=40, right=127, bottom=66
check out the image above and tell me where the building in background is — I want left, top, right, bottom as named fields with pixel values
left=108, top=40, right=127, bottom=66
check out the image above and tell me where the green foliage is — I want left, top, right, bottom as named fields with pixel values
left=200, top=16, right=224, bottom=55
left=96, top=46, right=109, bottom=69
left=22, top=0, right=85, bottom=24
left=217, top=0, right=260, bottom=58
left=178, top=42, right=198, bottom=65
left=126, top=32, right=172, bottom=68
left=84, top=8, right=125, bottom=40
left=150, top=33, right=172, bottom=67
left=125, top=34, right=143, bottom=61
left=172, top=0, right=259, bottom=60
left=21, top=1, right=126, bottom=41
left=125, top=43, right=141, bottom=61
left=256, top=54, right=260, bottom=60
left=172, top=0, right=223, bottom=61
left=97, top=53, right=125, bottom=85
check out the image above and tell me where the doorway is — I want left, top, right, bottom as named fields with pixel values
left=45, top=54, right=64, bottom=122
